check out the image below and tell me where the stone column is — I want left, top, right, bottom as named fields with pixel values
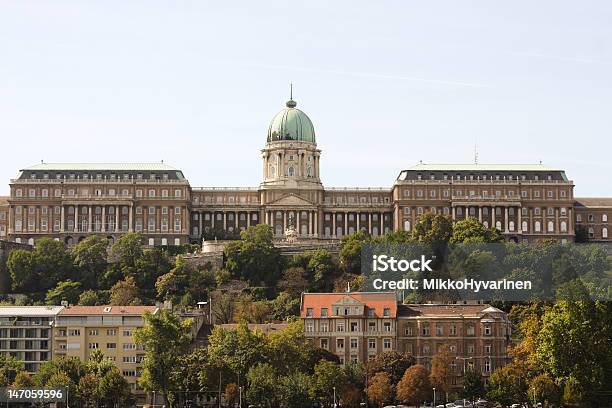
left=115, top=206, right=120, bottom=232
left=356, top=213, right=360, bottom=231
left=555, top=208, right=560, bottom=234
left=283, top=211, right=287, bottom=231
left=308, top=211, right=312, bottom=236
left=223, top=212, right=227, bottom=230
left=380, top=212, right=384, bottom=234
left=314, top=211, right=318, bottom=237
left=199, top=211, right=203, bottom=235
left=129, top=205, right=134, bottom=232
left=211, top=212, right=215, bottom=229
left=74, top=206, right=78, bottom=232
left=478, top=206, right=482, bottom=223
left=504, top=207, right=509, bottom=233
left=60, top=206, right=65, bottom=232
left=101, top=206, right=106, bottom=232
left=247, top=212, right=251, bottom=228
left=368, top=212, right=372, bottom=233
left=88, top=205, right=93, bottom=232
left=517, top=207, right=522, bottom=233
left=452, top=207, right=456, bottom=221
left=264, top=211, right=268, bottom=225
left=235, top=212, right=238, bottom=229
left=344, top=212, right=348, bottom=236
left=492, top=206, right=496, bottom=229
left=332, top=212, right=337, bottom=237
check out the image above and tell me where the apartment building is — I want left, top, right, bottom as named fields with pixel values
left=574, top=198, right=612, bottom=242
left=396, top=303, right=511, bottom=388
left=301, top=293, right=511, bottom=390
left=52, top=305, right=158, bottom=403
left=0, top=306, right=63, bottom=373
left=301, top=292, right=398, bottom=365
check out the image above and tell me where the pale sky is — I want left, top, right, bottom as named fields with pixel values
left=1, top=1, right=611, bottom=196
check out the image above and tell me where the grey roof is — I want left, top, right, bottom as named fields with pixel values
left=0, top=306, right=64, bottom=317
left=405, top=163, right=562, bottom=172
left=21, top=163, right=179, bottom=172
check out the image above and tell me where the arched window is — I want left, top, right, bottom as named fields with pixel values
left=509, top=221, right=515, bottom=231
left=483, top=221, right=489, bottom=228
left=372, top=227, right=379, bottom=236
left=336, top=227, right=343, bottom=237
left=275, top=224, right=283, bottom=236
left=560, top=221, right=567, bottom=233
left=521, top=221, right=528, bottom=232
left=495, top=221, right=502, bottom=230
left=404, top=220, right=411, bottom=231
left=288, top=166, right=294, bottom=177
left=603, top=227, right=608, bottom=239
left=603, top=214, right=608, bottom=222
left=535, top=221, right=541, bottom=232
left=548, top=221, right=554, bottom=232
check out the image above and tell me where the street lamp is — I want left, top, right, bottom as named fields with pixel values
left=432, top=387, right=436, bottom=408
left=333, top=386, right=337, bottom=407
left=239, top=386, right=242, bottom=408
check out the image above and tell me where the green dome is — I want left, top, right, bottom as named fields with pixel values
left=267, top=99, right=316, bottom=143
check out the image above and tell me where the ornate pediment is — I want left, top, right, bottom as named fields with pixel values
left=267, top=193, right=315, bottom=207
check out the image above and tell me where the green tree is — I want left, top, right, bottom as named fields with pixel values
left=78, top=289, right=106, bottom=306
left=366, top=371, right=394, bottom=407
left=396, top=364, right=431, bottom=407
left=72, top=236, right=109, bottom=289
left=487, top=364, right=528, bottom=407
left=77, top=373, right=100, bottom=407
left=7, top=249, right=34, bottom=292
left=108, top=232, right=144, bottom=274
left=134, top=309, right=193, bottom=405
left=529, top=373, right=561, bottom=408
left=412, top=213, right=453, bottom=243
left=98, top=367, right=134, bottom=407
left=450, top=217, right=503, bottom=243
left=224, top=224, right=283, bottom=286
left=246, top=363, right=277, bottom=407
left=109, top=276, right=141, bottom=305
left=309, top=360, right=347, bottom=407
left=45, top=280, right=82, bottom=305
left=460, top=368, right=485, bottom=405
left=0, top=354, right=23, bottom=382
left=338, top=230, right=370, bottom=274
left=278, top=371, right=312, bottom=408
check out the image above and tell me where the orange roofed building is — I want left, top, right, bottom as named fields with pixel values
left=301, top=292, right=398, bottom=364
left=301, top=292, right=511, bottom=390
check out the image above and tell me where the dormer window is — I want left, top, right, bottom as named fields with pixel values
left=306, top=308, right=313, bottom=317
left=383, top=308, right=390, bottom=317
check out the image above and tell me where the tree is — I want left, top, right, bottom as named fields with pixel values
left=108, top=233, right=143, bottom=274
left=535, top=301, right=612, bottom=407
left=341, top=385, right=364, bottom=408
left=338, top=230, right=370, bottom=274
left=45, top=280, right=82, bottom=305
left=225, top=383, right=239, bottom=407
left=78, top=289, right=105, bottom=306
left=45, top=371, right=78, bottom=407
left=0, top=354, right=23, bottom=382
left=11, top=371, right=34, bottom=388
left=246, top=363, right=277, bottom=407
left=529, top=373, right=561, bottom=408
left=134, top=309, right=193, bottom=405
left=460, top=368, right=485, bottom=405
left=367, top=351, right=414, bottom=386
left=109, top=276, right=141, bottom=305
left=396, top=364, right=431, bottom=407
left=487, top=365, right=528, bottom=407
left=430, top=344, right=453, bottom=402
left=224, top=224, right=283, bottom=286
left=278, top=371, right=311, bottom=408
left=277, top=267, right=310, bottom=297
left=412, top=213, right=453, bottom=243
left=72, top=236, right=109, bottom=289
left=98, top=367, right=134, bottom=407
left=367, top=372, right=394, bottom=407
left=7, top=249, right=34, bottom=292
left=78, top=373, right=100, bottom=407
left=450, top=217, right=503, bottom=244
left=309, top=360, right=347, bottom=406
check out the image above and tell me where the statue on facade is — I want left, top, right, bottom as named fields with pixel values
left=284, top=212, right=298, bottom=243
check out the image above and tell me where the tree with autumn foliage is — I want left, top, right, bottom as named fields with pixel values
left=396, top=364, right=431, bottom=407
left=366, top=372, right=394, bottom=407
left=430, top=344, right=454, bottom=403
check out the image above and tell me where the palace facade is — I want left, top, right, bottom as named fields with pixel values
left=0, top=95, right=610, bottom=246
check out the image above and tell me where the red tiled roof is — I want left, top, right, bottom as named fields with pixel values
left=397, top=303, right=496, bottom=318
left=574, top=197, right=612, bottom=208
left=58, top=305, right=158, bottom=316
left=301, top=292, right=397, bottom=318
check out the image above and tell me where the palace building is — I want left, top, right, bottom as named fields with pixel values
left=0, top=95, right=610, bottom=246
